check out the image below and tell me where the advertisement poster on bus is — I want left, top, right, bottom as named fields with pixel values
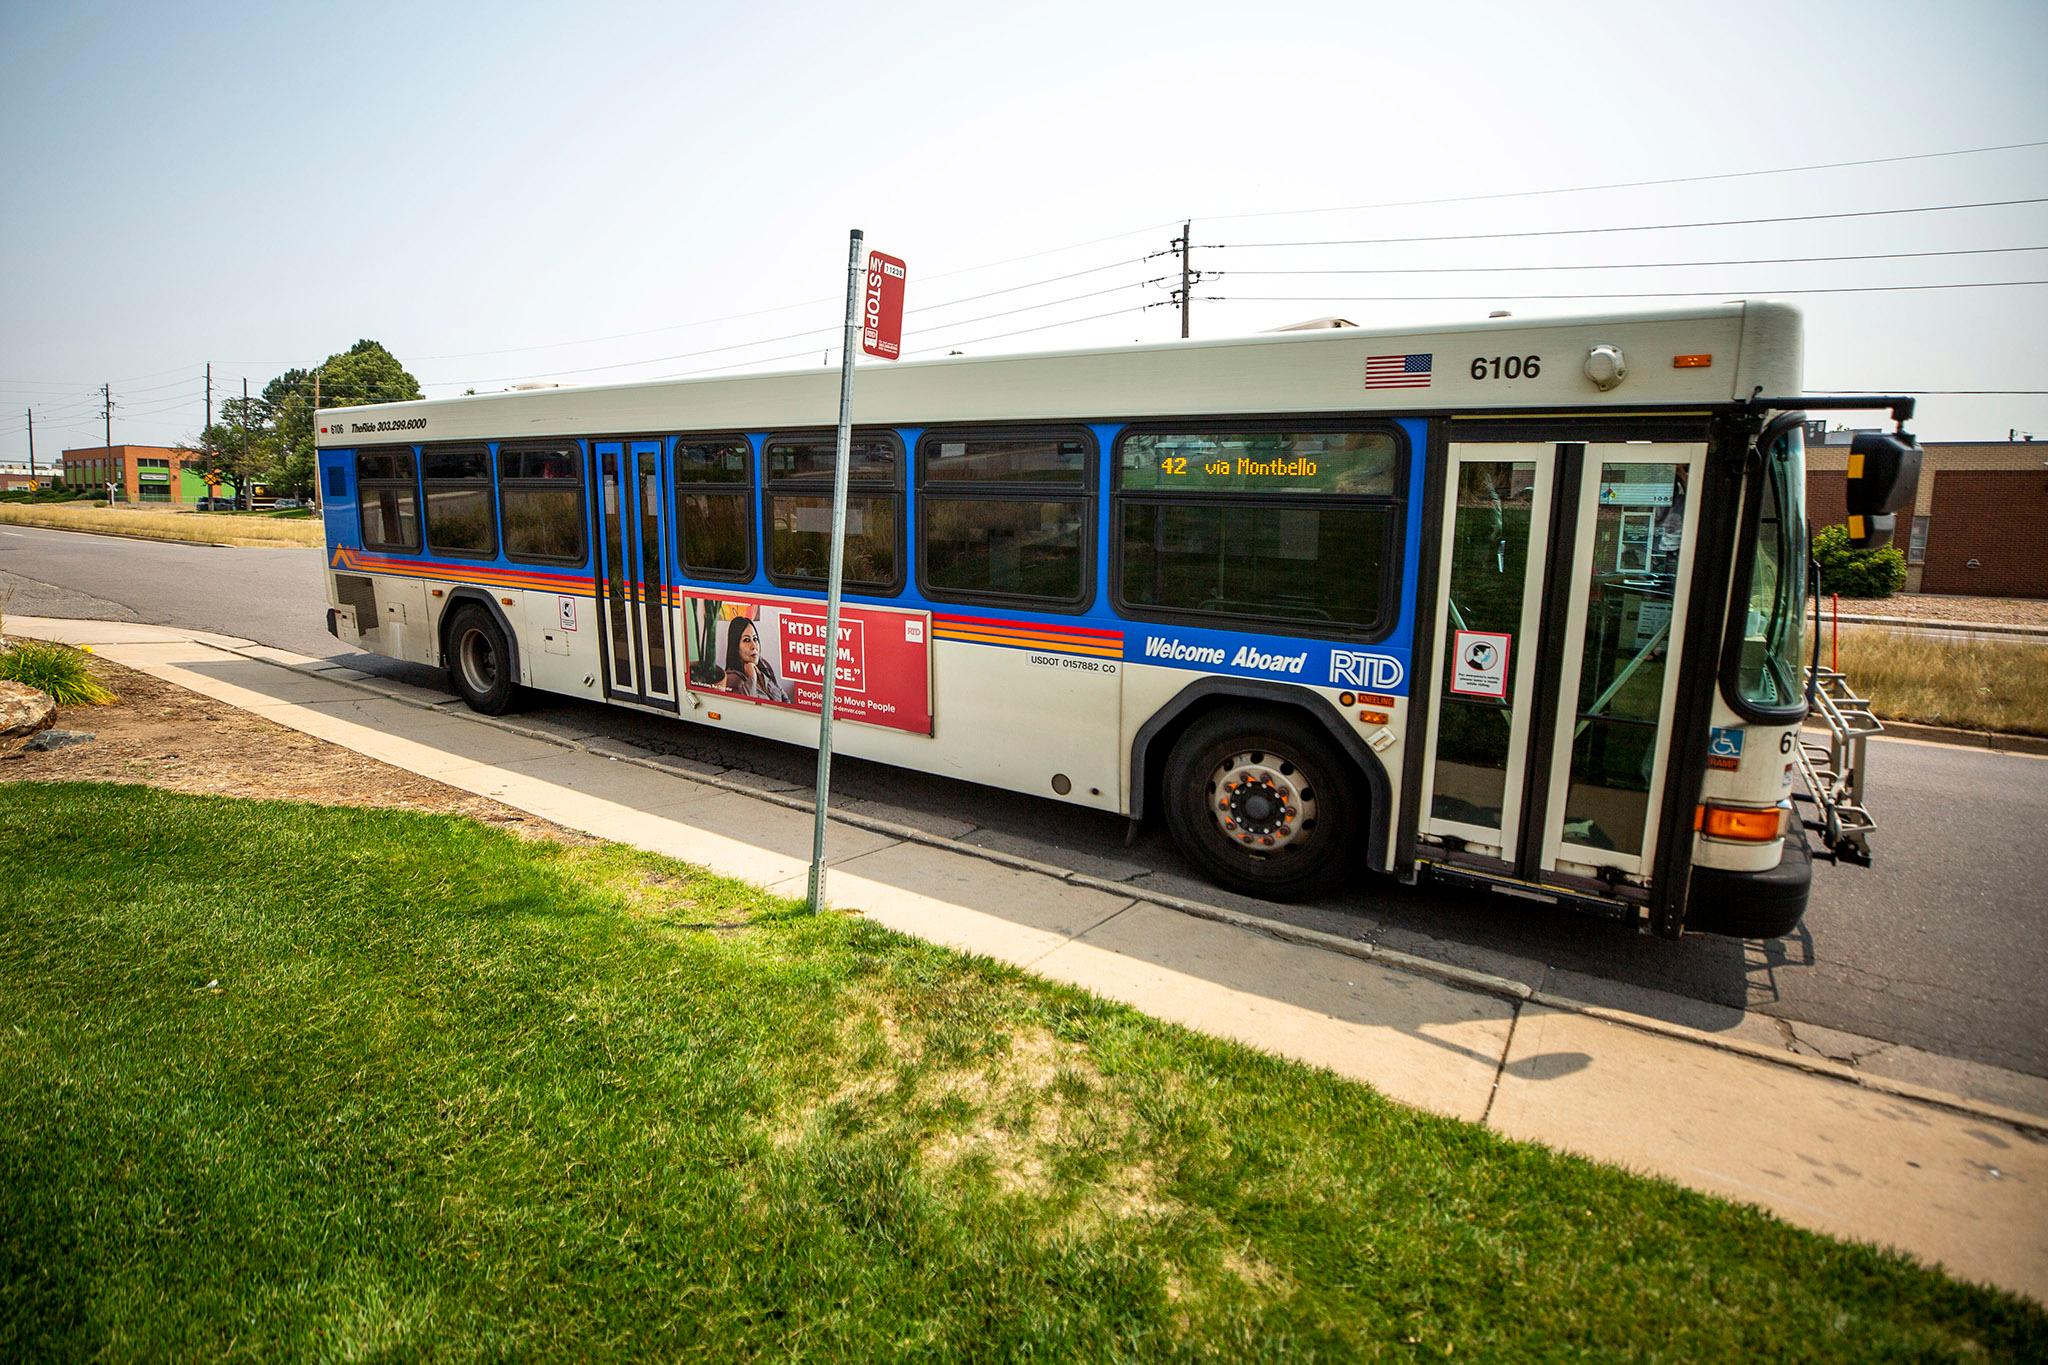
left=680, top=592, right=933, bottom=735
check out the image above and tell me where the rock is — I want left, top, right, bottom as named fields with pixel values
left=21, top=729, right=94, bottom=752
left=0, top=681, right=56, bottom=738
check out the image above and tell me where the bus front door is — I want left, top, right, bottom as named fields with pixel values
left=593, top=438, right=679, bottom=711
left=1416, top=441, right=1705, bottom=897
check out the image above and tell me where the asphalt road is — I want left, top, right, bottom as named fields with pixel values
left=6, top=522, right=2045, bottom=1083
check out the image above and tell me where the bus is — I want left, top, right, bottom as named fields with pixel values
left=315, top=301, right=1878, bottom=938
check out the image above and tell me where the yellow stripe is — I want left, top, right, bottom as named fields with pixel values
left=343, top=560, right=593, bottom=596
left=933, top=622, right=1119, bottom=651
left=1847, top=452, right=1866, bottom=479
left=1847, top=514, right=1866, bottom=539
left=934, top=628, right=1122, bottom=657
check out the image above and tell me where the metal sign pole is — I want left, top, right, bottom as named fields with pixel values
left=808, top=228, right=865, bottom=912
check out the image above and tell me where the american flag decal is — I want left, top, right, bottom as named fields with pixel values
left=1366, top=353, right=1433, bottom=389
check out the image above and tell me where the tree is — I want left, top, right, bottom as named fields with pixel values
left=263, top=340, right=423, bottom=500
left=181, top=395, right=277, bottom=508
left=1813, top=524, right=1908, bottom=598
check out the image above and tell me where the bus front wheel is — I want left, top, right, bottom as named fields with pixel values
left=1162, top=708, right=1360, bottom=902
left=446, top=605, right=519, bottom=715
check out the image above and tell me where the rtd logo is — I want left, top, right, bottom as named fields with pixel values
left=1328, top=649, right=1403, bottom=692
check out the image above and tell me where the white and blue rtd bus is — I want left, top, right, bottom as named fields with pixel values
left=318, top=302, right=1852, bottom=938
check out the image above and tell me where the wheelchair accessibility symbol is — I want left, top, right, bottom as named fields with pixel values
left=1708, top=725, right=1744, bottom=770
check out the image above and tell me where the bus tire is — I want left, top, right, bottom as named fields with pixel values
left=446, top=604, right=519, bottom=715
left=1162, top=708, right=1360, bottom=902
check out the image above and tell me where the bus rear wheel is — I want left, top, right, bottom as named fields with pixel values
left=446, top=605, right=518, bottom=715
left=1163, top=708, right=1360, bottom=902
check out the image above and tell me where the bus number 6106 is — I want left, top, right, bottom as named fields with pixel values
left=1470, top=355, right=1540, bottom=380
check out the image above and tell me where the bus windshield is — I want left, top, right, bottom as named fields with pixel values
left=1733, top=425, right=1808, bottom=711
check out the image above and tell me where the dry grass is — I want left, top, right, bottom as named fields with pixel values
left=0, top=501, right=323, bottom=548
left=1832, top=626, right=2048, bottom=736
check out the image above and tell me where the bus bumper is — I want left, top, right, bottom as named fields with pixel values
left=1684, top=835, right=1813, bottom=939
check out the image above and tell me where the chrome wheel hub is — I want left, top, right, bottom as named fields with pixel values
left=459, top=628, right=498, bottom=693
left=1208, top=750, right=1316, bottom=851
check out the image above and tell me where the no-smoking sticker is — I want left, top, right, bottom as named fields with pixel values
left=1450, top=630, right=1511, bottom=699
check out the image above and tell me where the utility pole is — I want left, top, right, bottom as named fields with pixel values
left=241, top=377, right=251, bottom=510
left=202, top=363, right=212, bottom=508
left=1167, top=221, right=1205, bottom=339
left=24, top=408, right=33, bottom=482
left=100, top=384, right=115, bottom=505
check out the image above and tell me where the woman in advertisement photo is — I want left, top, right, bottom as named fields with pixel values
left=720, top=614, right=793, bottom=703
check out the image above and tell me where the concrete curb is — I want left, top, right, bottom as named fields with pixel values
left=170, top=632, right=2048, bottom=1140
left=1872, top=718, right=2048, bottom=756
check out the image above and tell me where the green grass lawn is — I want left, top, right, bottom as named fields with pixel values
left=2, top=784, right=2040, bottom=1360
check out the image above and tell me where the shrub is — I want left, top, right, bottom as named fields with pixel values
left=0, top=639, right=116, bottom=705
left=1813, top=524, right=1907, bottom=599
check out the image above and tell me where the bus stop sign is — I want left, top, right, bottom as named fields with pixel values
left=862, top=251, right=907, bottom=360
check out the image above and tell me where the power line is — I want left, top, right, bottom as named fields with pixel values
left=407, top=254, right=1155, bottom=363
left=1189, top=138, right=2048, bottom=227
left=1219, top=279, right=2048, bottom=303
left=902, top=303, right=1161, bottom=357
left=421, top=277, right=1167, bottom=389
left=1210, top=197, right=2048, bottom=251
left=1214, top=245, right=2048, bottom=276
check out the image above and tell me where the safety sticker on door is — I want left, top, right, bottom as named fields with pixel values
left=559, top=597, right=578, bottom=632
left=1450, top=630, right=1511, bottom=699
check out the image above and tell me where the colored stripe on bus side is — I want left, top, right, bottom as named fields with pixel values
left=331, top=546, right=594, bottom=596
left=931, top=612, right=1124, bottom=659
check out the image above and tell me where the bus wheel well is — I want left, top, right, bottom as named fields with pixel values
left=1132, top=683, right=1390, bottom=873
left=436, top=588, right=521, bottom=680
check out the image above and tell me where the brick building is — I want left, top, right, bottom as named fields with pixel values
left=1806, top=430, right=2048, bottom=598
left=0, top=461, right=45, bottom=492
left=58, top=444, right=208, bottom=504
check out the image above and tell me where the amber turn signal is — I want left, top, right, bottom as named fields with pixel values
left=1695, top=803, right=1783, bottom=841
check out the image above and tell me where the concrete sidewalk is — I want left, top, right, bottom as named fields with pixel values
left=15, top=614, right=2046, bottom=1304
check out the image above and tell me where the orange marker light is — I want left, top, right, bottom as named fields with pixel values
left=707, top=711, right=721, bottom=721
left=1696, top=803, right=1783, bottom=841
left=1673, top=354, right=1713, bottom=368
left=1360, top=709, right=1390, bottom=725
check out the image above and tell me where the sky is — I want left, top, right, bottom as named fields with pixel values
left=3, top=0, right=2046, bottom=461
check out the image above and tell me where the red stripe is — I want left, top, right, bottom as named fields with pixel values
left=934, top=611, right=1122, bottom=640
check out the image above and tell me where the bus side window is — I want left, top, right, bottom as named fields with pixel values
left=422, top=445, right=498, bottom=559
left=500, top=443, right=587, bottom=566
left=357, top=447, right=421, bottom=552
left=674, top=436, right=754, bottom=581
left=917, top=428, right=1093, bottom=610
left=762, top=429, right=904, bottom=593
left=1113, top=426, right=1399, bottom=636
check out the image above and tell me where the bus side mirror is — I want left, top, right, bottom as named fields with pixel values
left=1845, top=431, right=1920, bottom=550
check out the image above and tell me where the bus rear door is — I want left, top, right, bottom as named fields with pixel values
left=593, top=438, right=680, bottom=711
